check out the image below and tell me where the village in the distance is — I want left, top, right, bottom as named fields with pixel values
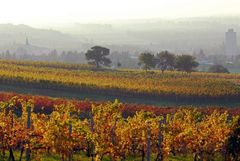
left=0, top=18, right=240, bottom=73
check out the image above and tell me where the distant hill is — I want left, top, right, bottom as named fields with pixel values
left=2, top=16, right=240, bottom=56
left=0, top=24, right=86, bottom=52
left=57, top=16, right=240, bottom=54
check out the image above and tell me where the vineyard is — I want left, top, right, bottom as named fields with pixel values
left=0, top=92, right=240, bottom=116
left=2, top=1, right=240, bottom=161
left=0, top=59, right=94, bottom=70
left=0, top=60, right=240, bottom=102
left=0, top=60, right=240, bottom=161
left=0, top=95, right=239, bottom=161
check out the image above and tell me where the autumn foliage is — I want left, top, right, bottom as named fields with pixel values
left=0, top=96, right=239, bottom=160
left=0, top=59, right=240, bottom=101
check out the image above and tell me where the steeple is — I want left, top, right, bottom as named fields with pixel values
left=25, top=37, right=29, bottom=45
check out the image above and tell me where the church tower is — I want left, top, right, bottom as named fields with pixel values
left=25, top=37, right=29, bottom=45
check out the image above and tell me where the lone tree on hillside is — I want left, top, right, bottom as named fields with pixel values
left=85, top=46, right=111, bottom=68
left=175, top=55, right=199, bottom=72
left=155, top=51, right=175, bottom=73
left=138, top=52, right=155, bottom=70
left=208, top=64, right=230, bottom=73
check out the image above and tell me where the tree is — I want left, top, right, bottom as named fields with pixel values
left=155, top=51, right=175, bottom=73
left=138, top=52, right=155, bottom=70
left=208, top=65, right=230, bottom=73
left=85, top=46, right=111, bottom=68
left=117, top=61, right=122, bottom=68
left=175, top=55, right=199, bottom=72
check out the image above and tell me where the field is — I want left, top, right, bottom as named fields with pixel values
left=0, top=94, right=239, bottom=161
left=0, top=59, right=240, bottom=103
left=0, top=60, right=240, bottom=161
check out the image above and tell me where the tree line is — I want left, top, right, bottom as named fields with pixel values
left=1, top=46, right=230, bottom=73
left=138, top=51, right=199, bottom=73
left=85, top=46, right=230, bottom=73
left=86, top=46, right=200, bottom=73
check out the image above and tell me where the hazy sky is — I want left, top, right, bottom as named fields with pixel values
left=0, top=0, right=240, bottom=26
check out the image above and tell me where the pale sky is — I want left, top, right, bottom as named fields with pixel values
left=0, top=0, right=240, bottom=26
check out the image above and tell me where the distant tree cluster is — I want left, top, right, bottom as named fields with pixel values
left=84, top=47, right=200, bottom=72
left=208, top=64, right=229, bottom=73
left=138, top=51, right=199, bottom=73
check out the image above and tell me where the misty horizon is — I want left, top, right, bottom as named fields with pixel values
left=3, top=14, right=240, bottom=29
left=0, top=0, right=240, bottom=71
left=1, top=0, right=240, bottom=27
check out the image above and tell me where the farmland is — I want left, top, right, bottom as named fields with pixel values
left=0, top=59, right=240, bottom=103
left=0, top=60, right=239, bottom=161
left=0, top=94, right=239, bottom=161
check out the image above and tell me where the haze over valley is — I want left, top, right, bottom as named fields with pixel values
left=1, top=16, right=240, bottom=54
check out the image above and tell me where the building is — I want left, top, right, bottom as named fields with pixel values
left=225, top=29, right=238, bottom=55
